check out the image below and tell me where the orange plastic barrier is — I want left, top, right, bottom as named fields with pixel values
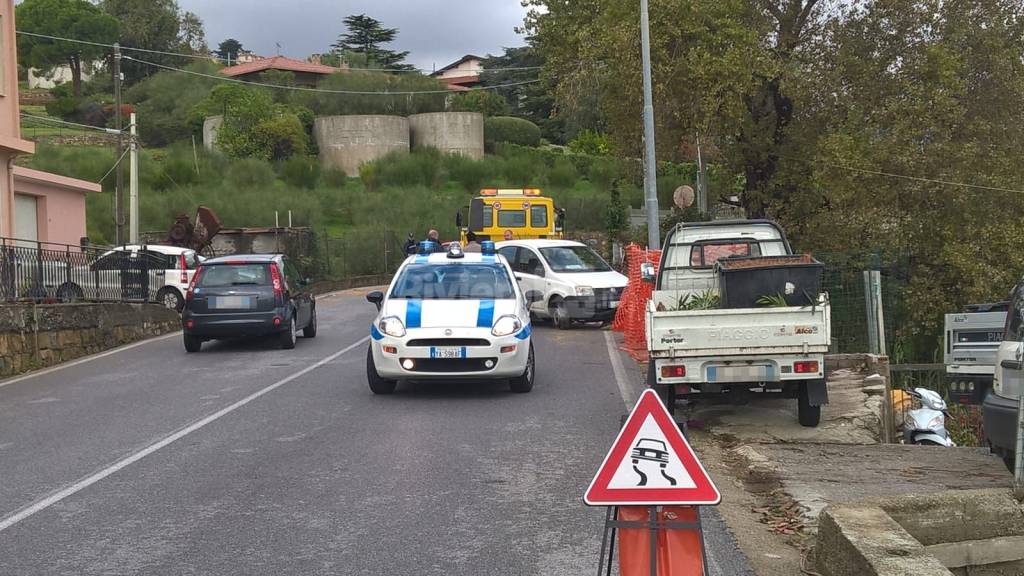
left=613, top=244, right=661, bottom=362
left=617, top=506, right=706, bottom=576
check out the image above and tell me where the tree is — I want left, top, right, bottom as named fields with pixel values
left=332, top=14, right=414, bottom=71
left=177, top=10, right=207, bottom=55
left=191, top=84, right=311, bottom=161
left=101, top=0, right=181, bottom=83
left=479, top=46, right=564, bottom=142
left=215, top=38, right=243, bottom=64
left=16, top=0, right=119, bottom=97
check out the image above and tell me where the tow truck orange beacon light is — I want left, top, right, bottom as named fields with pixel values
left=522, top=188, right=542, bottom=196
left=480, top=188, right=499, bottom=196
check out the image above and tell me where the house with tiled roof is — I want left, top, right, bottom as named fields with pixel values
left=219, top=56, right=345, bottom=87
left=430, top=54, right=484, bottom=92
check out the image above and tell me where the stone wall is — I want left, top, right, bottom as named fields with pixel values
left=0, top=303, right=180, bottom=377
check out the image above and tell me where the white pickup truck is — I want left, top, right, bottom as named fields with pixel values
left=643, top=220, right=832, bottom=427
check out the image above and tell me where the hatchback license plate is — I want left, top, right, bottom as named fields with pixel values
left=430, top=346, right=466, bottom=359
left=212, top=296, right=251, bottom=309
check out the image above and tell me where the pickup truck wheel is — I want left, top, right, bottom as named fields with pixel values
left=366, top=346, right=397, bottom=394
left=509, top=343, right=535, bottom=393
left=798, top=382, right=821, bottom=427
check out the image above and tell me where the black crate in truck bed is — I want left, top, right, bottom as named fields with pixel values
left=717, top=254, right=823, bottom=308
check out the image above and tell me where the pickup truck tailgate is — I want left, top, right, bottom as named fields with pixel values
left=647, top=300, right=831, bottom=358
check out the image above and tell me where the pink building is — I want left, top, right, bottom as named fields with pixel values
left=0, top=0, right=99, bottom=247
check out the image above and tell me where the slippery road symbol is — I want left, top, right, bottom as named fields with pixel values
left=630, top=438, right=677, bottom=486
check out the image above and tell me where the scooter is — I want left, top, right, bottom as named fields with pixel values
left=902, top=387, right=956, bottom=447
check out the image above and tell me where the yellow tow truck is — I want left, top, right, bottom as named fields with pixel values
left=456, top=188, right=565, bottom=243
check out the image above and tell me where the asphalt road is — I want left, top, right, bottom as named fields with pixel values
left=0, top=291, right=752, bottom=575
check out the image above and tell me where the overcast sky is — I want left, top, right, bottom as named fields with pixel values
left=175, top=0, right=531, bottom=71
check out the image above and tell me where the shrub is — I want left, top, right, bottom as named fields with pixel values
left=322, top=167, right=349, bottom=188
left=45, top=96, right=80, bottom=119
left=568, top=130, right=612, bottom=156
left=128, top=61, right=224, bottom=147
left=279, top=156, right=321, bottom=189
left=444, top=154, right=492, bottom=192
left=485, top=116, right=542, bottom=149
left=359, top=162, right=378, bottom=191
left=364, top=148, right=443, bottom=189
left=253, top=113, right=308, bottom=161
left=226, top=157, right=276, bottom=188
left=548, top=156, right=578, bottom=188
left=450, top=90, right=508, bottom=116
left=587, top=158, right=621, bottom=190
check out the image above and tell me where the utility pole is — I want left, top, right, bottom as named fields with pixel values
left=640, top=0, right=660, bottom=249
left=129, top=112, right=139, bottom=244
left=113, top=43, right=124, bottom=245
left=696, top=132, right=708, bottom=216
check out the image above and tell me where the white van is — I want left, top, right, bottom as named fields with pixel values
left=496, top=239, right=627, bottom=329
left=987, top=283, right=1024, bottom=465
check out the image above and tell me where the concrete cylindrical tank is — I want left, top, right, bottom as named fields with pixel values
left=314, top=115, right=410, bottom=176
left=202, top=115, right=223, bottom=151
left=408, top=112, right=484, bottom=159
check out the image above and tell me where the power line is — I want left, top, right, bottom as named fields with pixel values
left=124, top=55, right=541, bottom=95
left=20, top=112, right=123, bottom=134
left=17, top=30, right=218, bottom=62
left=798, top=157, right=1024, bottom=196
left=16, top=30, right=544, bottom=75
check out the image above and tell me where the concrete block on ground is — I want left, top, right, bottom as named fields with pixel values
left=816, top=504, right=953, bottom=576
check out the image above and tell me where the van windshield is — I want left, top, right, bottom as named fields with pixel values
left=390, top=264, right=516, bottom=299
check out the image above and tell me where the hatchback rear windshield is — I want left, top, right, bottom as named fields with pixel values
left=198, top=264, right=270, bottom=287
left=390, top=264, right=515, bottom=299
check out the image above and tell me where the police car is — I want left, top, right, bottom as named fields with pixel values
left=365, top=241, right=542, bottom=394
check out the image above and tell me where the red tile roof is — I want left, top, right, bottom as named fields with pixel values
left=431, top=54, right=484, bottom=76
left=221, top=56, right=340, bottom=77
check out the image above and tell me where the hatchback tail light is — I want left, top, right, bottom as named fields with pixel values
left=179, top=253, right=188, bottom=284
left=270, top=263, right=284, bottom=305
left=794, top=361, right=819, bottom=374
left=186, top=266, right=204, bottom=300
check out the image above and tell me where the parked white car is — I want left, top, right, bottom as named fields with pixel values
left=496, top=239, right=628, bottom=329
left=89, top=245, right=205, bottom=311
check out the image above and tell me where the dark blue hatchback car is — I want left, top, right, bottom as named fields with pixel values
left=181, top=254, right=316, bottom=352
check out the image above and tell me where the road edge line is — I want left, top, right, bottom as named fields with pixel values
left=604, top=330, right=639, bottom=411
left=0, top=336, right=369, bottom=534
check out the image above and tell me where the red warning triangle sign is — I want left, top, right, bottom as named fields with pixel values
left=585, top=389, right=721, bottom=506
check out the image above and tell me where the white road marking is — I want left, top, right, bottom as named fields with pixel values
left=604, top=330, right=639, bottom=410
left=0, top=332, right=181, bottom=390
left=0, top=336, right=369, bottom=534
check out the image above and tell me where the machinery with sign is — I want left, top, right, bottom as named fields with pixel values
left=456, top=188, right=565, bottom=244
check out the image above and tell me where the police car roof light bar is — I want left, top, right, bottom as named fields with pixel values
left=480, top=240, right=496, bottom=255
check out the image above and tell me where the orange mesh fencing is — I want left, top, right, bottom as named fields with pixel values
left=613, top=244, right=661, bottom=362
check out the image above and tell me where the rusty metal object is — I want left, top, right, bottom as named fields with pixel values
left=164, top=206, right=222, bottom=255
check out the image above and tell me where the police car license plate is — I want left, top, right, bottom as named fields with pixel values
left=430, top=346, right=466, bottom=359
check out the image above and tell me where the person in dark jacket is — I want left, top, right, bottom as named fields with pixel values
left=403, top=233, right=417, bottom=256
left=424, top=229, right=445, bottom=252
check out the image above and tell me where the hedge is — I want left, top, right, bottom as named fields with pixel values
left=484, top=116, right=542, bottom=148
